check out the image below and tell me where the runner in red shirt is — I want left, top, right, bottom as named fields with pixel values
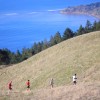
left=8, top=81, right=12, bottom=90
left=26, top=80, right=30, bottom=90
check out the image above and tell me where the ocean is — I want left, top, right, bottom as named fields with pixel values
left=0, top=11, right=99, bottom=52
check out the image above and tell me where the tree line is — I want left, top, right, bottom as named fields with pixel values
left=0, top=20, right=100, bottom=65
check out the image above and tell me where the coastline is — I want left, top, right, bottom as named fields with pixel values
left=60, top=11, right=100, bottom=20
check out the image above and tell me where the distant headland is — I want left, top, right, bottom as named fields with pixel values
left=60, top=2, right=100, bottom=19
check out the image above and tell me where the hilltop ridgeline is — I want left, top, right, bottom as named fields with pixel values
left=60, top=2, right=100, bottom=18
left=0, top=20, right=100, bottom=65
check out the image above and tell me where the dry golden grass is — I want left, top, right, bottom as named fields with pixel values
left=0, top=31, right=100, bottom=99
left=0, top=82, right=100, bottom=100
left=30, top=82, right=100, bottom=100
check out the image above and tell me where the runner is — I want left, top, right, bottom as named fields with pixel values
left=50, top=78, right=54, bottom=88
left=26, top=80, right=30, bottom=90
left=72, top=74, right=77, bottom=85
left=8, top=81, right=12, bottom=90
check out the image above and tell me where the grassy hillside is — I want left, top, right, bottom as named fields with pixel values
left=0, top=31, right=100, bottom=92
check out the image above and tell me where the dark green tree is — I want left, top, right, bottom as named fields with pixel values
left=92, top=21, right=97, bottom=31
left=0, top=49, right=10, bottom=65
left=9, top=52, right=17, bottom=64
left=49, top=36, right=56, bottom=46
left=63, top=28, right=74, bottom=40
left=32, top=42, right=38, bottom=54
left=77, top=25, right=86, bottom=35
left=85, top=20, right=92, bottom=32
left=54, top=32, right=62, bottom=44
left=22, top=48, right=31, bottom=60
left=37, top=42, right=42, bottom=52
left=96, top=21, right=100, bottom=31
left=15, top=50, right=22, bottom=63
left=42, top=39, right=49, bottom=50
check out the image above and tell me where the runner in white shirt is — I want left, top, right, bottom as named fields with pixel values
left=73, top=74, right=77, bottom=85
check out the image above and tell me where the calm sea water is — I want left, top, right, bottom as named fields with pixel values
left=0, top=11, right=99, bottom=52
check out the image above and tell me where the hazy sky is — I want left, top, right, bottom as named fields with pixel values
left=0, top=0, right=100, bottom=12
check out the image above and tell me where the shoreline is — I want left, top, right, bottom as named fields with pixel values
left=60, top=11, right=100, bottom=20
